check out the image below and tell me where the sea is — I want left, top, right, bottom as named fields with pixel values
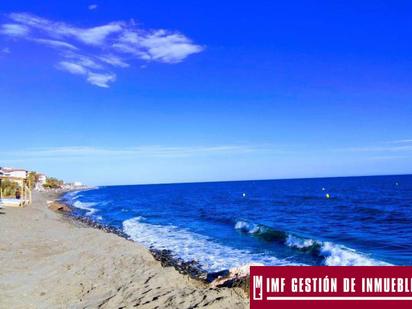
left=61, top=174, right=412, bottom=273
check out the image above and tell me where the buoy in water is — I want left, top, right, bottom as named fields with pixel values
left=395, top=182, right=399, bottom=186
left=322, top=187, right=326, bottom=191
left=326, top=193, right=330, bottom=199
left=242, top=193, right=246, bottom=197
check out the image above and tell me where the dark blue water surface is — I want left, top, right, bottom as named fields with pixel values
left=62, top=175, right=412, bottom=272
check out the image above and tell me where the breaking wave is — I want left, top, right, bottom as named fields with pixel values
left=235, top=220, right=391, bottom=266
left=123, top=216, right=299, bottom=273
left=72, top=201, right=97, bottom=215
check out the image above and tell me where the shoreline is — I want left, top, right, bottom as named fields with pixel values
left=55, top=194, right=247, bottom=285
left=0, top=191, right=248, bottom=308
left=57, top=191, right=252, bottom=287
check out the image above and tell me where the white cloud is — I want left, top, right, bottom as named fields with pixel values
left=335, top=142, right=412, bottom=153
left=112, top=42, right=151, bottom=60
left=98, top=54, right=129, bottom=67
left=76, top=23, right=123, bottom=46
left=1, top=12, right=204, bottom=87
left=87, top=72, right=116, bottom=88
left=118, top=30, right=139, bottom=44
left=57, top=59, right=115, bottom=88
left=138, top=30, right=204, bottom=63
left=88, top=4, right=98, bottom=10
left=8, top=13, right=122, bottom=46
left=368, top=155, right=411, bottom=161
left=387, top=139, right=412, bottom=144
left=1, top=47, right=11, bottom=54
left=57, top=61, right=88, bottom=75
left=116, top=29, right=204, bottom=63
left=0, top=23, right=29, bottom=37
left=64, top=52, right=102, bottom=69
left=32, top=38, right=78, bottom=50
left=2, top=144, right=267, bottom=159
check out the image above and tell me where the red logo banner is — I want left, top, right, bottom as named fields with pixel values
left=250, top=266, right=412, bottom=309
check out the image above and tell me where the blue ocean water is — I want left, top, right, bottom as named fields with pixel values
left=62, top=175, right=412, bottom=272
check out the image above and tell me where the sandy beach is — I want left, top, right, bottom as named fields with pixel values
left=0, top=191, right=248, bottom=308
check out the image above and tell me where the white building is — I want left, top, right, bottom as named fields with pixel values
left=0, top=167, right=28, bottom=179
left=37, top=174, right=47, bottom=184
left=0, top=167, right=31, bottom=206
left=35, top=173, right=47, bottom=190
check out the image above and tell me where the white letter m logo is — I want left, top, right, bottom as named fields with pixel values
left=253, top=275, right=263, bottom=300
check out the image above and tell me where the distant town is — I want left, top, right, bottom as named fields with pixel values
left=0, top=166, right=85, bottom=207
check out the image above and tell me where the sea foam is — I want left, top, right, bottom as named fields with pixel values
left=235, top=220, right=391, bottom=266
left=72, top=200, right=97, bottom=215
left=123, top=216, right=298, bottom=272
left=320, top=242, right=391, bottom=266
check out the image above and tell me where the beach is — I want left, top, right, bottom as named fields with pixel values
left=0, top=191, right=248, bottom=308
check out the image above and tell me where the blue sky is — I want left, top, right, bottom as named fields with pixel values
left=1, top=1, right=411, bottom=185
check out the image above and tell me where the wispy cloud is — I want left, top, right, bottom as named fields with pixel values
left=386, top=139, right=412, bottom=144
left=57, top=61, right=88, bottom=75
left=0, top=23, right=29, bottom=36
left=31, top=38, right=78, bottom=50
left=1, top=47, right=10, bottom=54
left=335, top=139, right=412, bottom=153
left=0, top=12, right=204, bottom=87
left=56, top=59, right=116, bottom=87
left=63, top=52, right=103, bottom=69
left=87, top=72, right=116, bottom=88
left=88, top=4, right=98, bottom=11
left=97, top=54, right=129, bottom=68
left=7, top=13, right=123, bottom=46
left=339, top=146, right=412, bottom=152
left=115, top=29, right=204, bottom=63
left=2, top=145, right=272, bottom=160
left=368, top=155, right=411, bottom=161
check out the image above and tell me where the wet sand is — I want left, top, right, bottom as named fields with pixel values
left=0, top=191, right=248, bottom=308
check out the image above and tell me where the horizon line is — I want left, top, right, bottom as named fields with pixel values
left=93, top=172, right=412, bottom=187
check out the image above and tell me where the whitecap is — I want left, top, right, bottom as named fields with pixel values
left=234, top=220, right=391, bottom=266
left=73, top=200, right=97, bottom=216
left=320, top=242, right=391, bottom=266
left=286, top=234, right=316, bottom=249
left=123, top=217, right=299, bottom=272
